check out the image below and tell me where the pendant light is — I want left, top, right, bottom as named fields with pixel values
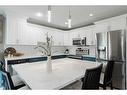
left=65, top=8, right=72, bottom=28
left=68, top=8, right=72, bottom=28
left=48, top=6, right=51, bottom=23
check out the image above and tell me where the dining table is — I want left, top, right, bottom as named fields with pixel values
left=12, top=58, right=101, bottom=90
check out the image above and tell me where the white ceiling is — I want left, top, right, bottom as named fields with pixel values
left=1, top=6, right=127, bottom=30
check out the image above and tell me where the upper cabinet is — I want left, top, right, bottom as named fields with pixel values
left=68, top=25, right=95, bottom=46
left=27, top=24, right=47, bottom=45
left=6, top=16, right=19, bottom=44
left=94, top=21, right=109, bottom=33
left=50, top=30, right=64, bottom=46
left=63, top=32, right=70, bottom=46
left=94, top=15, right=126, bottom=33
left=6, top=16, right=39, bottom=45
left=82, top=26, right=95, bottom=45
left=5, top=13, right=127, bottom=46
left=5, top=14, right=65, bottom=46
left=109, top=16, right=126, bottom=31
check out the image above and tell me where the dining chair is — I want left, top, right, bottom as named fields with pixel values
left=0, top=61, right=25, bottom=88
left=82, top=64, right=103, bottom=90
left=0, top=69, right=29, bottom=90
left=99, top=60, right=114, bottom=89
left=0, top=52, right=5, bottom=70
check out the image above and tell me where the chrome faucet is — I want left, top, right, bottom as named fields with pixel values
left=34, top=33, right=52, bottom=56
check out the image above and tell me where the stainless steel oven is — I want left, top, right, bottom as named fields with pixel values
left=76, top=48, right=89, bottom=56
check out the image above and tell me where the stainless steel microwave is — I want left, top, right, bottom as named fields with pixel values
left=73, top=38, right=81, bottom=45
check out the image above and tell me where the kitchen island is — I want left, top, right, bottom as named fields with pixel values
left=5, top=53, right=67, bottom=71
left=12, top=58, right=101, bottom=89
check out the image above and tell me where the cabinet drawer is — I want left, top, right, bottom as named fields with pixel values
left=28, top=57, right=47, bottom=62
left=82, top=56, right=96, bottom=62
left=52, top=55, right=66, bottom=59
left=8, top=59, right=28, bottom=65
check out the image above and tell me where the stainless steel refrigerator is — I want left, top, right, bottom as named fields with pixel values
left=96, top=30, right=126, bottom=89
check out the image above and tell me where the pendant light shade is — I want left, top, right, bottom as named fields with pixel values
left=48, top=6, right=51, bottom=23
left=68, top=9, right=72, bottom=28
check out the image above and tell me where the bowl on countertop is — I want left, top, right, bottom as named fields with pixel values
left=4, top=47, right=24, bottom=57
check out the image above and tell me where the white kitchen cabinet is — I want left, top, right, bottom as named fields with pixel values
left=5, top=16, right=37, bottom=45
left=84, top=26, right=95, bottom=45
left=78, top=29, right=86, bottom=38
left=68, top=30, right=81, bottom=46
left=69, top=31, right=74, bottom=46
left=63, top=32, right=70, bottom=46
left=67, top=25, right=95, bottom=46
left=94, top=15, right=126, bottom=47
left=87, top=26, right=96, bottom=45
left=51, top=31, right=64, bottom=46
left=17, top=19, right=40, bottom=45
left=6, top=16, right=19, bottom=44
left=94, top=21, right=109, bottom=33
left=94, top=15, right=126, bottom=33
left=27, top=24, right=47, bottom=45
left=6, top=15, right=65, bottom=46
left=74, top=26, right=95, bottom=46
left=109, top=16, right=126, bottom=31
left=42, top=28, right=64, bottom=46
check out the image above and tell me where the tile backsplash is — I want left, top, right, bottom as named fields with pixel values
left=66, top=46, right=96, bottom=56
left=4, top=45, right=95, bottom=56
left=4, top=45, right=67, bottom=56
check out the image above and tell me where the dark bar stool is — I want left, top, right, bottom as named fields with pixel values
left=99, top=60, right=114, bottom=89
left=82, top=64, right=103, bottom=89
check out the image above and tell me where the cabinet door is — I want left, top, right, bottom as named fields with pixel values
left=94, top=22, right=109, bottom=33
left=52, top=31, right=64, bottom=46
left=78, top=29, right=86, bottom=38
left=60, top=32, right=64, bottom=46
left=63, top=32, right=70, bottom=46
left=69, top=31, right=74, bottom=46
left=109, top=17, right=126, bottom=31
left=18, top=21, right=40, bottom=45
left=92, top=27, right=96, bottom=45
left=6, top=17, right=18, bottom=44
left=26, top=24, right=48, bottom=45
left=85, top=28, right=93, bottom=45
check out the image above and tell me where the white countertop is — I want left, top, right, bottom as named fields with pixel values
left=12, top=58, right=101, bottom=90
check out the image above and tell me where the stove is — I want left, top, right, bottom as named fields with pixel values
left=68, top=48, right=89, bottom=60
left=76, top=48, right=89, bottom=56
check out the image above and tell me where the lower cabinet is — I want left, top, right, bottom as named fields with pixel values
left=82, top=56, right=96, bottom=62
left=7, top=55, right=67, bottom=65
left=28, top=57, right=47, bottom=63
left=7, top=55, right=67, bottom=75
left=51, top=55, right=66, bottom=59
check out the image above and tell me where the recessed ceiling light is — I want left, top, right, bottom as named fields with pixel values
left=36, top=12, right=43, bottom=17
left=89, top=13, right=93, bottom=17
